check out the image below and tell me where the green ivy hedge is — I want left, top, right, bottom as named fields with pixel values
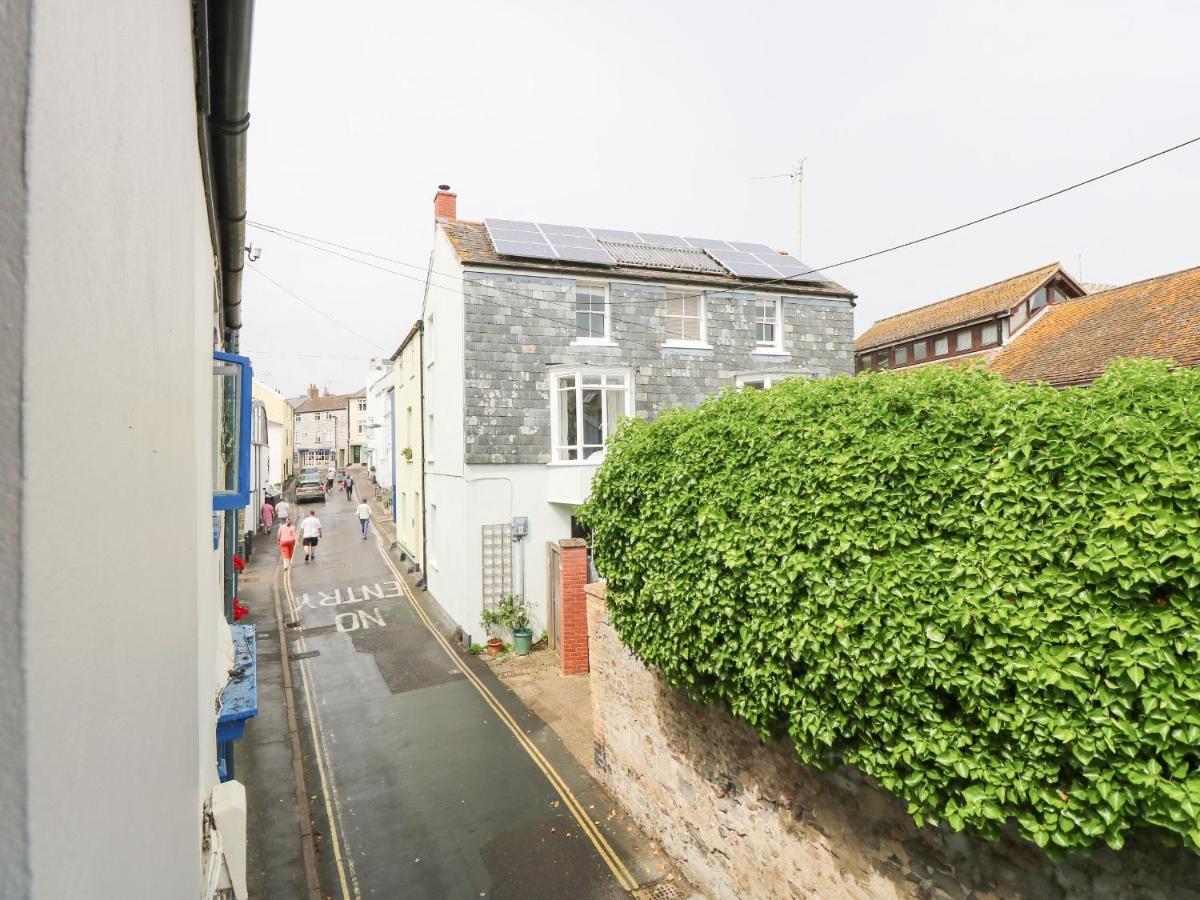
left=579, top=359, right=1200, bottom=855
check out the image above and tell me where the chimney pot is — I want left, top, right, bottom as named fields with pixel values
left=434, top=185, right=457, bottom=221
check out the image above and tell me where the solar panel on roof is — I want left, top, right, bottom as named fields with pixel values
left=491, top=240, right=559, bottom=260
left=601, top=240, right=727, bottom=274
left=553, top=246, right=615, bottom=265
left=489, top=228, right=549, bottom=244
left=591, top=228, right=643, bottom=243
left=487, top=218, right=540, bottom=232
left=684, top=237, right=734, bottom=251
left=637, top=233, right=690, bottom=248
left=539, top=223, right=591, bottom=237
left=482, top=217, right=836, bottom=284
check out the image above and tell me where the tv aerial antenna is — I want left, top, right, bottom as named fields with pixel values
left=752, top=158, right=806, bottom=259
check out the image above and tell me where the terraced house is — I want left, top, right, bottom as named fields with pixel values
left=856, top=261, right=1200, bottom=386
left=418, top=186, right=855, bottom=658
left=854, top=262, right=1086, bottom=372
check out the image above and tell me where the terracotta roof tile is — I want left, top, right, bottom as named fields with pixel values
left=440, top=220, right=855, bottom=299
left=989, top=265, right=1200, bottom=386
left=856, top=263, right=1064, bottom=351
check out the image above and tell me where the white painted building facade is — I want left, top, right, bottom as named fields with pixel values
left=420, top=189, right=855, bottom=648
left=365, top=358, right=395, bottom=490
left=3, top=1, right=256, bottom=894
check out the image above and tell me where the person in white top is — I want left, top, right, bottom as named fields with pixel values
left=300, top=510, right=323, bottom=562
left=355, top=500, right=372, bottom=539
left=274, top=498, right=291, bottom=526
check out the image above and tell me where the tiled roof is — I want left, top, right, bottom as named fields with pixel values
left=856, top=263, right=1063, bottom=351
left=989, top=265, right=1200, bottom=386
left=440, top=220, right=855, bottom=299
left=294, top=394, right=353, bottom=413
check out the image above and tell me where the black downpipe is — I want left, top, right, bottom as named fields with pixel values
left=207, top=0, right=255, bottom=335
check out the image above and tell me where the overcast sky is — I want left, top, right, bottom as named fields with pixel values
left=241, top=0, right=1200, bottom=398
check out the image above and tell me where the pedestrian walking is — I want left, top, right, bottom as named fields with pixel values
left=344, top=473, right=354, bottom=500
left=274, top=498, right=291, bottom=527
left=260, top=499, right=274, bottom=533
left=277, top=520, right=297, bottom=570
left=326, top=465, right=335, bottom=493
left=356, top=499, right=371, bottom=539
left=300, top=510, right=323, bottom=562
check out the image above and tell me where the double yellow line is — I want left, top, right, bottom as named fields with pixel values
left=366, top=512, right=639, bottom=892
left=283, top=567, right=360, bottom=900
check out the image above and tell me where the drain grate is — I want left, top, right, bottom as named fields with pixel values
left=636, top=881, right=682, bottom=900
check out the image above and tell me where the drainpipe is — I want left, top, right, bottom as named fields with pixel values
left=417, top=321, right=429, bottom=581
left=208, top=0, right=255, bottom=339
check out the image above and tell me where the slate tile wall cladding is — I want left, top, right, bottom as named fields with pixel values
left=462, top=270, right=854, bottom=465
left=586, top=589, right=1200, bottom=900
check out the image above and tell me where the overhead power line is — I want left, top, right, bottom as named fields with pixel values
left=246, top=265, right=392, bottom=352
left=249, top=131, right=1200, bottom=308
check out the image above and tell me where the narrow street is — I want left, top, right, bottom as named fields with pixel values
left=250, top=478, right=644, bottom=899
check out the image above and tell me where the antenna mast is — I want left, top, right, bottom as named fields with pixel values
left=794, top=158, right=806, bottom=260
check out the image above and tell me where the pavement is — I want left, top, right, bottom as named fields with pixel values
left=240, top=470, right=668, bottom=899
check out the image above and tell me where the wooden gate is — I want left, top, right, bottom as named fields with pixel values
left=546, top=541, right=562, bottom=651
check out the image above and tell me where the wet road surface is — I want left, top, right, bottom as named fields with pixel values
left=278, top=487, right=640, bottom=899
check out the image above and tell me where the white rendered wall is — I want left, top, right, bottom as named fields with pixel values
left=463, top=464, right=577, bottom=636
left=21, top=1, right=220, bottom=894
left=394, top=337, right=422, bottom=561
left=423, top=227, right=467, bottom=617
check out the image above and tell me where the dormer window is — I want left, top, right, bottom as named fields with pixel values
left=1029, top=287, right=1048, bottom=312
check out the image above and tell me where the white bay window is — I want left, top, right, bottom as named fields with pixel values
left=551, top=370, right=632, bottom=462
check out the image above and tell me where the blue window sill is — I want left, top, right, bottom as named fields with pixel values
left=217, top=624, right=258, bottom=781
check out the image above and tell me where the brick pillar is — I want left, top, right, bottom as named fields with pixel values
left=559, top=538, right=590, bottom=676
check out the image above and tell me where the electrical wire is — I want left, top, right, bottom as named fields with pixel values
left=247, top=225, right=668, bottom=341
left=248, top=131, right=1200, bottom=308
left=246, top=265, right=393, bottom=352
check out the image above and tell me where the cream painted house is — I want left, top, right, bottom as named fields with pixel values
left=253, top=381, right=295, bottom=486
left=392, top=320, right=425, bottom=565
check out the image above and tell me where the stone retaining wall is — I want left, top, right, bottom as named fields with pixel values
left=586, top=585, right=1200, bottom=900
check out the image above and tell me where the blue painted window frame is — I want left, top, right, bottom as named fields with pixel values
left=212, top=351, right=253, bottom=511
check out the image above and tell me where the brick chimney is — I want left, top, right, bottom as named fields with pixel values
left=434, top=184, right=457, bottom=221
left=307, top=383, right=318, bottom=400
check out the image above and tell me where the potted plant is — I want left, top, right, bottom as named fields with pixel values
left=480, top=608, right=504, bottom=657
left=498, top=594, right=534, bottom=656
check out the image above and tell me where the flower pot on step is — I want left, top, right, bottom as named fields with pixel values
left=512, top=628, right=533, bottom=656
left=486, top=637, right=503, bottom=657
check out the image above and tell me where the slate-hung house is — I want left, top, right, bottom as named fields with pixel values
left=420, top=187, right=855, bottom=645
left=855, top=262, right=1086, bottom=372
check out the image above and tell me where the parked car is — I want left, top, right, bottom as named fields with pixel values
left=295, top=477, right=326, bottom=504
left=300, top=466, right=319, bottom=479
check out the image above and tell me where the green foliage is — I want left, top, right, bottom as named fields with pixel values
left=579, top=360, right=1200, bottom=855
left=468, top=643, right=484, bottom=655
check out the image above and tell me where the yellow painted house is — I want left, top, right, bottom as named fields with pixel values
left=392, top=320, right=425, bottom=567
left=252, top=381, right=295, bottom=485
